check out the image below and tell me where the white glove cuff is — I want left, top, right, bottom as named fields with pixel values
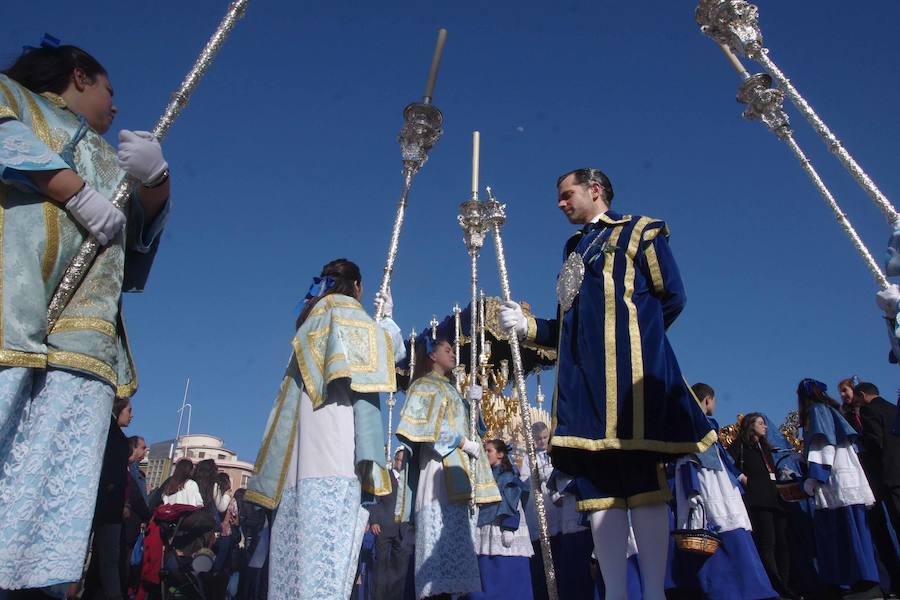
left=462, top=439, right=481, bottom=459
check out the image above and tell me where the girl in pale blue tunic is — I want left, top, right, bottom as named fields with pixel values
left=246, top=259, right=405, bottom=600
left=395, top=337, right=500, bottom=600
left=0, top=42, right=170, bottom=592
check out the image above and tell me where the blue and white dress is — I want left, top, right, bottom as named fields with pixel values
left=467, top=464, right=533, bottom=600
left=804, top=403, right=878, bottom=587
left=670, top=418, right=776, bottom=599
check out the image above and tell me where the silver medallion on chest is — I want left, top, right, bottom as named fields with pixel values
left=556, top=251, right=585, bottom=313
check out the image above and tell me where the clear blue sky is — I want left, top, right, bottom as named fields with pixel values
left=6, top=1, right=898, bottom=462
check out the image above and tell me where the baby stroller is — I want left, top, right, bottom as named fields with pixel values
left=137, top=504, right=217, bottom=600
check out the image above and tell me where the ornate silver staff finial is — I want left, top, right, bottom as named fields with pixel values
left=483, top=185, right=559, bottom=600
left=385, top=391, right=397, bottom=467
left=374, top=30, right=448, bottom=321
left=430, top=315, right=439, bottom=340
left=697, top=1, right=898, bottom=225
left=723, top=50, right=889, bottom=288
left=47, top=0, right=252, bottom=329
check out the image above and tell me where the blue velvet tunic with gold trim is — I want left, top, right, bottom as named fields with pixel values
left=525, top=211, right=715, bottom=456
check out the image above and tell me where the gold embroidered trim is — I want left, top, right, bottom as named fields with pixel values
left=40, top=92, right=66, bottom=108
left=641, top=225, right=668, bottom=242
left=644, top=243, right=665, bottom=294
left=0, top=107, right=16, bottom=120
left=47, top=350, right=116, bottom=384
left=603, top=226, right=624, bottom=440
left=623, top=217, right=652, bottom=440
left=50, top=317, right=116, bottom=338
left=598, top=212, right=632, bottom=226
left=576, top=497, right=628, bottom=511
left=40, top=202, right=60, bottom=282
left=525, top=315, right=537, bottom=342
left=626, top=488, right=671, bottom=508
left=0, top=81, right=21, bottom=118
left=246, top=375, right=295, bottom=510
left=0, top=349, right=47, bottom=369
left=550, top=429, right=719, bottom=454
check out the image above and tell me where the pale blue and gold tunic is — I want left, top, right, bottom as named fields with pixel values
left=0, top=74, right=167, bottom=396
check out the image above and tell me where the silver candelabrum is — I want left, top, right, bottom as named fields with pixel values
left=696, top=0, right=898, bottom=226
left=697, top=11, right=890, bottom=289
left=47, top=0, right=252, bottom=329
left=458, top=191, right=487, bottom=514
left=483, top=187, right=559, bottom=600
left=374, top=101, right=444, bottom=321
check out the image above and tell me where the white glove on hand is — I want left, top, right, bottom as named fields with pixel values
left=374, top=288, right=393, bottom=318
left=117, top=130, right=168, bottom=185
left=501, top=529, right=514, bottom=548
left=687, top=494, right=702, bottom=509
left=876, top=284, right=900, bottom=318
left=461, top=438, right=481, bottom=459
left=499, top=300, right=527, bottom=339
left=467, top=384, right=483, bottom=401
left=803, top=478, right=819, bottom=497
left=66, top=185, right=126, bottom=246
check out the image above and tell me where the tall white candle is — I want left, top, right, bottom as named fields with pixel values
left=472, top=131, right=480, bottom=195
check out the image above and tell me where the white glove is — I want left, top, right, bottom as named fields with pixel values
left=499, top=300, right=527, bottom=339
left=117, top=130, right=168, bottom=185
left=374, top=288, right=393, bottom=318
left=65, top=185, right=126, bottom=246
left=501, top=529, right=514, bottom=548
left=467, top=384, right=483, bottom=401
left=803, top=478, right=819, bottom=496
left=876, top=284, right=900, bottom=318
left=461, top=438, right=481, bottom=459
left=687, top=494, right=702, bottom=509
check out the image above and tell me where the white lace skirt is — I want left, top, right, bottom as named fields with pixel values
left=414, top=499, right=482, bottom=598
left=0, top=367, right=114, bottom=589
left=269, top=476, right=368, bottom=600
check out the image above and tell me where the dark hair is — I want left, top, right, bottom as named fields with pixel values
left=217, top=472, right=232, bottom=493
left=796, top=379, right=840, bottom=426
left=531, top=421, right=549, bottom=438
left=193, top=459, right=219, bottom=507
left=854, top=382, right=880, bottom=397
left=691, top=382, right=715, bottom=404
left=165, top=459, right=195, bottom=496
left=295, top=258, right=362, bottom=329
left=3, top=45, right=106, bottom=95
left=113, top=397, right=130, bottom=418
left=128, top=436, right=145, bottom=452
left=556, top=167, right=614, bottom=205
left=411, top=337, right=451, bottom=383
left=737, top=412, right=774, bottom=454
left=486, top=439, right=513, bottom=472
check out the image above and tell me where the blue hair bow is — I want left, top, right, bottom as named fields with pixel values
left=292, top=275, right=336, bottom=315
left=23, top=33, right=60, bottom=53
left=800, top=378, right=827, bottom=397
left=424, top=336, right=435, bottom=354
left=850, top=375, right=860, bottom=388
left=304, top=276, right=335, bottom=301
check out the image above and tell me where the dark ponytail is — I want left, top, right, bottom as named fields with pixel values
left=295, top=258, right=362, bottom=329
left=3, top=45, right=106, bottom=95
left=487, top=438, right=513, bottom=473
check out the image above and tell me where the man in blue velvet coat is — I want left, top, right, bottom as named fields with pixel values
left=500, top=168, right=716, bottom=600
